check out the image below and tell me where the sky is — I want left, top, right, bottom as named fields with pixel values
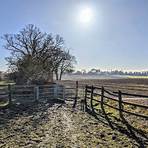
left=0, top=0, right=148, bottom=72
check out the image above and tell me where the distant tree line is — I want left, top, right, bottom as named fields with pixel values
left=72, top=69, right=148, bottom=76
left=2, top=24, right=76, bottom=84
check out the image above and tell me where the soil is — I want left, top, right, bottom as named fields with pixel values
left=0, top=101, right=145, bottom=148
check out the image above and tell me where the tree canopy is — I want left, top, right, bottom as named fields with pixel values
left=3, top=24, right=76, bottom=84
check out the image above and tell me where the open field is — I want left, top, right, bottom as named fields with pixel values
left=60, top=77, right=148, bottom=86
left=127, top=76, right=148, bottom=79
left=59, top=78, right=148, bottom=96
left=62, top=74, right=148, bottom=81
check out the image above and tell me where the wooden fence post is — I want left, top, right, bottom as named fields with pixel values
left=90, top=85, right=94, bottom=112
left=84, top=85, right=88, bottom=111
left=101, top=86, right=114, bottom=129
left=34, top=86, right=39, bottom=102
left=73, top=81, right=78, bottom=108
left=118, top=90, right=124, bottom=118
left=76, top=81, right=78, bottom=98
left=101, top=86, right=104, bottom=112
left=63, top=86, right=65, bottom=101
left=8, top=84, right=12, bottom=105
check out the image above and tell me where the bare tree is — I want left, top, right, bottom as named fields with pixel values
left=2, top=24, right=75, bottom=84
left=54, top=50, right=76, bottom=80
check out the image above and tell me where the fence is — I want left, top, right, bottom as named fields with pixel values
left=84, top=85, right=148, bottom=120
left=60, top=80, right=148, bottom=96
left=1, top=82, right=148, bottom=119
left=0, top=83, right=78, bottom=108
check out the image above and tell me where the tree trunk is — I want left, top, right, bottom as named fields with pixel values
left=48, top=71, right=53, bottom=82
left=59, top=71, right=63, bottom=80
left=55, top=71, right=59, bottom=80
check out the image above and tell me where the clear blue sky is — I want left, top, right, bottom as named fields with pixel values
left=0, top=0, right=148, bottom=71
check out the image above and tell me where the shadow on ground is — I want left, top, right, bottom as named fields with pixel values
left=0, top=99, right=64, bottom=128
left=85, top=106, right=148, bottom=148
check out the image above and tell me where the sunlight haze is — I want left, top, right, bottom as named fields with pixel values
left=0, top=0, right=148, bottom=71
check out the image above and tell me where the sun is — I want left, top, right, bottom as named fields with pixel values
left=79, top=7, right=94, bottom=24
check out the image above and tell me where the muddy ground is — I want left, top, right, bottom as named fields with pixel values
left=0, top=101, right=147, bottom=148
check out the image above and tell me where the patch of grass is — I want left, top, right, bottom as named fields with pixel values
left=0, top=101, right=9, bottom=107
left=0, top=80, right=15, bottom=85
left=92, top=99, right=148, bottom=134
left=127, top=76, right=148, bottom=79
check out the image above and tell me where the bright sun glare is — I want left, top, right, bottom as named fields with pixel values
left=79, top=7, right=94, bottom=24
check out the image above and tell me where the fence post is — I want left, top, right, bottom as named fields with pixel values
left=118, top=90, right=123, bottom=118
left=101, top=86, right=104, bottom=112
left=73, top=81, right=78, bottom=108
left=34, top=86, right=39, bottom=102
left=90, top=85, right=94, bottom=112
left=76, top=81, right=78, bottom=99
left=54, top=84, right=58, bottom=99
left=63, top=86, right=65, bottom=101
left=101, top=86, right=114, bottom=129
left=8, top=84, right=12, bottom=106
left=84, top=85, right=88, bottom=111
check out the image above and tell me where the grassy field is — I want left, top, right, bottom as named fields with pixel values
left=59, top=78, right=148, bottom=96
left=127, top=76, right=148, bottom=79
